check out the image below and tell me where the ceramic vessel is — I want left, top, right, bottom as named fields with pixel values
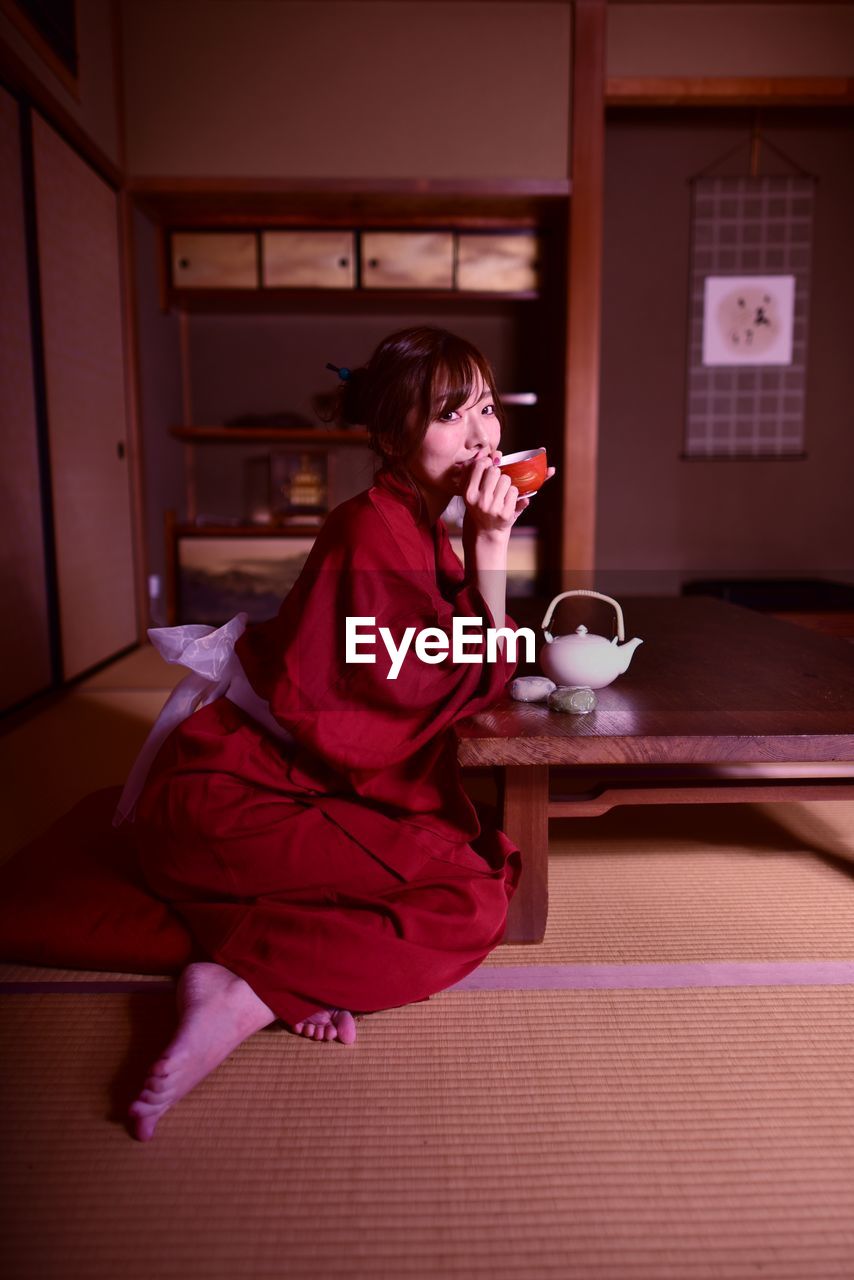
left=497, top=447, right=547, bottom=495
left=539, top=590, right=643, bottom=690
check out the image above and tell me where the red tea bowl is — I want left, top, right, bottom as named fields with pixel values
left=497, top=447, right=548, bottom=496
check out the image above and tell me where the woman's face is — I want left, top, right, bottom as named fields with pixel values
left=407, top=376, right=501, bottom=502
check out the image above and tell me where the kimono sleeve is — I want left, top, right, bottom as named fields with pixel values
left=237, top=508, right=518, bottom=775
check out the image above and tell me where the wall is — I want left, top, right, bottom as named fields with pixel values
left=608, top=3, right=854, bottom=77
left=0, top=0, right=120, bottom=163
left=117, top=2, right=854, bottom=593
left=119, top=0, right=571, bottom=179
left=596, top=107, right=854, bottom=592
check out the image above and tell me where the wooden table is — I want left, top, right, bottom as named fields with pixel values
left=456, top=597, right=854, bottom=943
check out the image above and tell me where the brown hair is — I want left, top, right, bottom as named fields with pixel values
left=333, top=327, right=505, bottom=469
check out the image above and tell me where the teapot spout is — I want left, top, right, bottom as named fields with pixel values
left=617, top=637, right=643, bottom=673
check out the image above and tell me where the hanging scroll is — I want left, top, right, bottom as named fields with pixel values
left=685, top=174, right=815, bottom=458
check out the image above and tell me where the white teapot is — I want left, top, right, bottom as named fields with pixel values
left=539, top=590, right=643, bottom=690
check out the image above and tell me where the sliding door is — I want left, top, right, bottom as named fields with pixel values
left=0, top=87, right=52, bottom=711
left=31, top=113, right=136, bottom=679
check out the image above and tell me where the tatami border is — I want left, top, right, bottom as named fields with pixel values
left=5, top=960, right=854, bottom=996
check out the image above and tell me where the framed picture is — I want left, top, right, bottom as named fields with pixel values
left=702, top=274, right=796, bottom=367
left=173, top=534, right=315, bottom=626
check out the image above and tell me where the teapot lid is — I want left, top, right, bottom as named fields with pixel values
left=566, top=625, right=610, bottom=646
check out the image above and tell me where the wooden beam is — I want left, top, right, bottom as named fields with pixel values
left=607, top=76, right=854, bottom=107
left=117, top=188, right=149, bottom=642
left=550, top=779, right=854, bottom=818
left=563, top=0, right=606, bottom=581
left=0, top=32, right=121, bottom=187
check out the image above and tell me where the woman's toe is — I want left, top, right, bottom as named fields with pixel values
left=333, top=1010, right=357, bottom=1045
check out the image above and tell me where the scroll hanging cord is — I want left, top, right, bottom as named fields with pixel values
left=689, top=115, right=816, bottom=184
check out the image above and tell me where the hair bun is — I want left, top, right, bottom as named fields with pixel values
left=339, top=366, right=368, bottom=426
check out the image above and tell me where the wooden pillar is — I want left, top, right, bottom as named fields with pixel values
left=563, top=0, right=607, bottom=583
left=501, top=765, right=550, bottom=944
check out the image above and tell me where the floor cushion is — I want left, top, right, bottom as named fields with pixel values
left=0, top=787, right=195, bottom=973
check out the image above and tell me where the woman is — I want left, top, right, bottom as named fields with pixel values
left=127, top=326, right=554, bottom=1141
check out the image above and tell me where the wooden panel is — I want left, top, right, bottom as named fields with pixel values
left=563, top=0, right=606, bottom=578
left=171, top=232, right=258, bottom=289
left=32, top=113, right=137, bottom=680
left=361, top=231, right=453, bottom=290
left=457, top=233, right=539, bottom=293
left=262, top=230, right=355, bottom=288
left=606, top=76, right=854, bottom=108
left=0, top=87, right=52, bottom=710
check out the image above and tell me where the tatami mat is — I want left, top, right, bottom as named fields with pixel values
left=0, top=690, right=165, bottom=858
left=5, top=646, right=854, bottom=1277
left=78, top=644, right=186, bottom=692
left=3, top=987, right=854, bottom=1279
left=1, top=645, right=180, bottom=858
left=4, top=802, right=854, bottom=989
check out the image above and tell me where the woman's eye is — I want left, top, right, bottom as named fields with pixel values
left=437, top=410, right=460, bottom=423
left=482, top=404, right=495, bottom=416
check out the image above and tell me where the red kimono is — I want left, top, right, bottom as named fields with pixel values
left=135, top=468, right=521, bottom=1027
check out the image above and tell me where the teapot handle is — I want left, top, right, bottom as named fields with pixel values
left=541, top=590, right=625, bottom=643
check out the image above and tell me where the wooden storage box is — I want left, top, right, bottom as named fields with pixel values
left=262, top=231, right=355, bottom=288
left=171, top=232, right=258, bottom=289
left=361, top=231, right=454, bottom=290
left=457, top=233, right=539, bottom=293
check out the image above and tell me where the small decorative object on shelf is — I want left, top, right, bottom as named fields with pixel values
left=271, top=449, right=328, bottom=525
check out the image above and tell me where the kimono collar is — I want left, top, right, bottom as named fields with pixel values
left=372, top=466, right=430, bottom=526
left=370, top=465, right=444, bottom=576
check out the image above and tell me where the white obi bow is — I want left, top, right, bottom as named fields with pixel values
left=113, top=613, right=293, bottom=827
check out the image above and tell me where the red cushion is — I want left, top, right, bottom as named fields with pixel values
left=0, top=787, right=195, bottom=973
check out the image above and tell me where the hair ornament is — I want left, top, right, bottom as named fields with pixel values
left=325, top=362, right=351, bottom=382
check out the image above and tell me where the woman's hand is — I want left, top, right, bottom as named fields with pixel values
left=461, top=450, right=522, bottom=540
left=461, top=449, right=556, bottom=540
left=461, top=451, right=557, bottom=637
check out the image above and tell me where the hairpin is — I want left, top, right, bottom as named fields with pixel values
left=325, top=362, right=351, bottom=381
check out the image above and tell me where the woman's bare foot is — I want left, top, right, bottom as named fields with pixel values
left=128, top=961, right=275, bottom=1142
left=292, top=1008, right=357, bottom=1044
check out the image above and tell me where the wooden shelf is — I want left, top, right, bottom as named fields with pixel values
left=167, top=287, right=538, bottom=315
left=606, top=76, right=854, bottom=109
left=129, top=178, right=571, bottom=227
left=170, top=426, right=370, bottom=444
left=175, top=521, right=326, bottom=538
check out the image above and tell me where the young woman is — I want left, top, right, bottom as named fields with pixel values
left=127, top=326, right=554, bottom=1141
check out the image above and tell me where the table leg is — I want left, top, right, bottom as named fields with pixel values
left=500, top=765, right=549, bottom=944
